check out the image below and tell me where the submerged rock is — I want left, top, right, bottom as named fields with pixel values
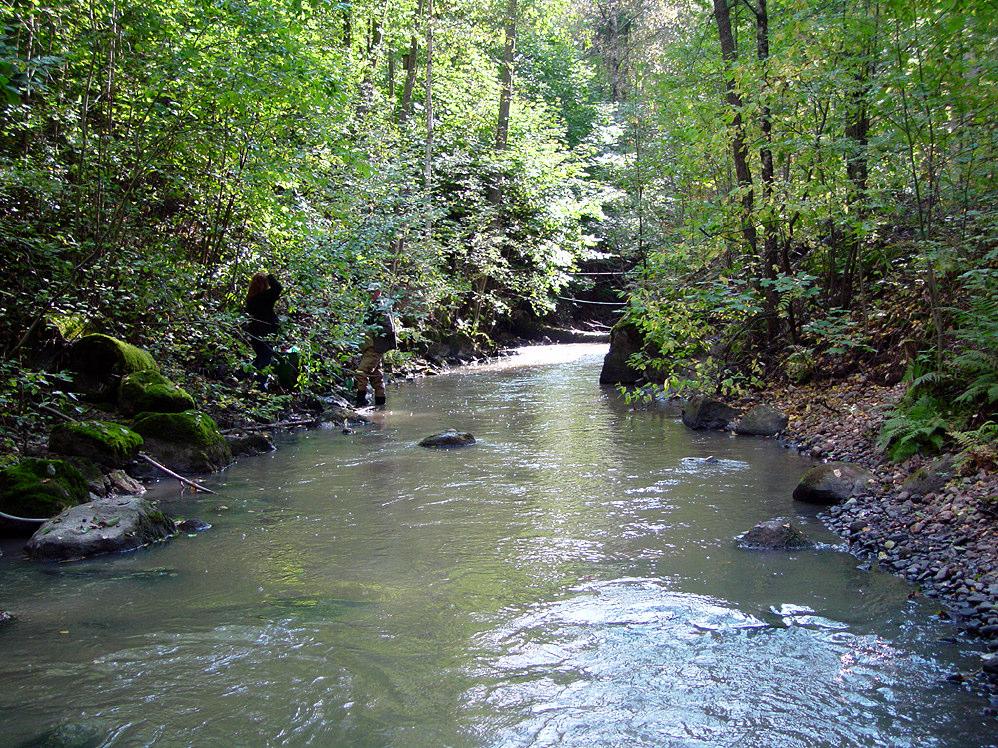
left=49, top=420, right=143, bottom=468
left=131, top=410, right=231, bottom=473
left=793, top=461, right=875, bottom=505
left=599, top=321, right=645, bottom=385
left=734, top=405, right=789, bottom=436
left=681, top=396, right=739, bottom=431
left=118, top=370, right=195, bottom=415
left=26, top=497, right=176, bottom=561
left=177, top=518, right=212, bottom=533
left=0, top=458, right=88, bottom=526
left=226, top=431, right=275, bottom=457
left=738, top=519, right=810, bottom=550
left=418, top=429, right=476, bottom=448
left=69, top=333, right=158, bottom=397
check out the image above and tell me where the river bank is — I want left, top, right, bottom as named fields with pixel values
left=737, top=375, right=997, bottom=687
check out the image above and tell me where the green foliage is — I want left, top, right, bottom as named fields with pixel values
left=877, top=395, right=950, bottom=462
left=802, top=310, right=874, bottom=357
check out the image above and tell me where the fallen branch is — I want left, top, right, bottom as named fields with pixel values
left=220, top=416, right=319, bottom=435
left=138, top=452, right=217, bottom=495
left=0, top=509, right=48, bottom=525
left=39, top=403, right=77, bottom=423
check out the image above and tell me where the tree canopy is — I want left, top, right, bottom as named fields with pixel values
left=1, top=0, right=995, bottom=461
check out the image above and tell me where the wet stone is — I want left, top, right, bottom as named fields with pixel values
left=177, top=518, right=212, bottom=534
left=737, top=519, right=810, bottom=551
left=418, top=430, right=476, bottom=448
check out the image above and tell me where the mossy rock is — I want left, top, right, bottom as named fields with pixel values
left=0, top=458, right=88, bottom=522
left=118, top=370, right=195, bottom=415
left=131, top=410, right=231, bottom=473
left=49, top=420, right=144, bottom=468
left=69, top=334, right=158, bottom=397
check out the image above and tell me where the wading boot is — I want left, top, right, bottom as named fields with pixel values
left=374, top=395, right=387, bottom=409
left=355, top=391, right=369, bottom=407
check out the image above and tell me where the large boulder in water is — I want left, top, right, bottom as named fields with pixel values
left=69, top=333, right=158, bottom=398
left=131, top=410, right=231, bottom=473
left=118, top=370, right=194, bottom=415
left=0, top=458, right=88, bottom=528
left=49, top=420, right=143, bottom=468
left=599, top=321, right=645, bottom=385
left=737, top=519, right=810, bottom=550
left=26, top=496, right=176, bottom=561
left=681, top=396, right=739, bottom=431
left=733, top=405, right=789, bottom=436
left=793, top=461, right=875, bottom=505
left=419, top=429, right=476, bottom=448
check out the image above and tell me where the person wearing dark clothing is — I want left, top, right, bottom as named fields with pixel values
left=355, top=284, right=397, bottom=407
left=245, top=272, right=283, bottom=381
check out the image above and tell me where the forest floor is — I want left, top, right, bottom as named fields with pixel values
left=738, top=375, right=997, bottom=692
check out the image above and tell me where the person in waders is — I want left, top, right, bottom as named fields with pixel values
left=355, top=283, right=397, bottom=408
left=244, top=272, right=283, bottom=388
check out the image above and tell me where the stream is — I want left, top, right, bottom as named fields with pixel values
left=0, top=344, right=993, bottom=746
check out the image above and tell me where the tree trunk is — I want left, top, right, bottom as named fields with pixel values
left=841, top=1, right=878, bottom=311
left=495, top=0, right=517, bottom=152
left=712, top=0, right=758, bottom=260
left=423, top=0, right=433, bottom=193
left=399, top=0, right=422, bottom=125
left=755, top=0, right=779, bottom=342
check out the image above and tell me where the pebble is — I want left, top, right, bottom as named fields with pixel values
left=757, top=377, right=997, bottom=650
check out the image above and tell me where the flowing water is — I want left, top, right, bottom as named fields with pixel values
left=0, top=344, right=993, bottom=747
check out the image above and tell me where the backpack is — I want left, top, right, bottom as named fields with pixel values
left=373, top=312, right=398, bottom=353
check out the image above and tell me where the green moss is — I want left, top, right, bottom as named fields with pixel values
left=70, top=334, right=158, bottom=388
left=46, top=313, right=88, bottom=341
left=131, top=410, right=222, bottom=446
left=0, top=458, right=88, bottom=518
left=131, top=410, right=231, bottom=473
left=49, top=420, right=144, bottom=467
left=118, top=370, right=195, bottom=415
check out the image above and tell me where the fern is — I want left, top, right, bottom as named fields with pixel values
left=877, top=395, right=950, bottom=462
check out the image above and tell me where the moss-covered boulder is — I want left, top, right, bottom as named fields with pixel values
left=69, top=333, right=158, bottom=398
left=131, top=410, right=231, bottom=473
left=49, top=420, right=144, bottom=468
left=118, top=370, right=195, bottom=415
left=0, top=458, right=88, bottom=525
